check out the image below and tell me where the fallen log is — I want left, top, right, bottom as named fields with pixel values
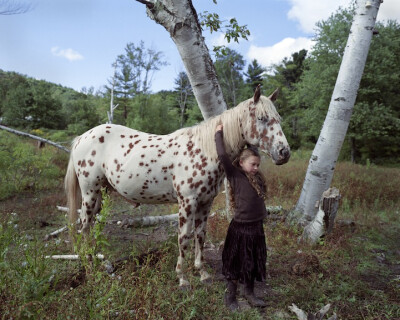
left=57, top=205, right=81, bottom=214
left=116, top=213, right=178, bottom=228
left=56, top=205, right=283, bottom=228
left=45, top=254, right=105, bottom=260
left=0, top=124, right=70, bottom=153
left=56, top=206, right=178, bottom=227
left=289, top=303, right=337, bottom=320
left=44, top=226, right=68, bottom=240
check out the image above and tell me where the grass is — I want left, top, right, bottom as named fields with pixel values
left=0, top=145, right=399, bottom=319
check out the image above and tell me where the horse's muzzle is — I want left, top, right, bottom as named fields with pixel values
left=272, top=145, right=290, bottom=165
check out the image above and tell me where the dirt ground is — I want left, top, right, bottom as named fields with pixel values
left=2, top=188, right=399, bottom=317
left=0, top=187, right=275, bottom=311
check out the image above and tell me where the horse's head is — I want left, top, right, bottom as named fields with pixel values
left=242, top=86, right=290, bottom=165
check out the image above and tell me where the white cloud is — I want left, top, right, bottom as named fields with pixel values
left=210, top=33, right=228, bottom=47
left=247, top=37, right=313, bottom=68
left=286, top=0, right=400, bottom=34
left=286, top=0, right=349, bottom=34
left=209, top=32, right=245, bottom=49
left=51, top=47, right=83, bottom=61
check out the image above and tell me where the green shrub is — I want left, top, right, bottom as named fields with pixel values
left=0, top=132, right=64, bottom=199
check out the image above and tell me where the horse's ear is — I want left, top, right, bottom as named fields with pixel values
left=268, top=88, right=279, bottom=102
left=253, top=84, right=261, bottom=104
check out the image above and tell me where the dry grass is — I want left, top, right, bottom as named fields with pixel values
left=1, top=149, right=399, bottom=319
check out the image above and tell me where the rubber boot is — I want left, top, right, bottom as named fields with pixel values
left=224, top=280, right=239, bottom=312
left=243, top=280, right=266, bottom=307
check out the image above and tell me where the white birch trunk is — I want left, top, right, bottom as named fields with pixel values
left=142, top=0, right=227, bottom=119
left=117, top=213, right=178, bottom=227
left=295, top=0, right=381, bottom=223
left=44, top=226, right=68, bottom=240
left=45, top=254, right=105, bottom=260
left=107, top=62, right=119, bottom=124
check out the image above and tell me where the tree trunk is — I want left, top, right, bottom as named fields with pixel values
left=107, top=62, right=119, bottom=124
left=56, top=205, right=178, bottom=227
left=0, top=124, right=70, bottom=153
left=294, top=0, right=381, bottom=223
left=140, top=0, right=227, bottom=119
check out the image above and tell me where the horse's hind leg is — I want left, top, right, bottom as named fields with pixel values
left=80, top=187, right=102, bottom=235
left=194, top=200, right=213, bottom=282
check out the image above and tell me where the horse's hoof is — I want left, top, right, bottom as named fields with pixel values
left=179, top=284, right=191, bottom=291
left=179, top=278, right=190, bottom=290
left=200, top=270, right=212, bottom=282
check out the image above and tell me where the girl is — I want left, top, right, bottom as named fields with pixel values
left=215, top=123, right=267, bottom=311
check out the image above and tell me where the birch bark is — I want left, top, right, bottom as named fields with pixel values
left=295, top=0, right=382, bottom=223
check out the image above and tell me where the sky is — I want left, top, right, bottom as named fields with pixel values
left=1, top=0, right=399, bottom=93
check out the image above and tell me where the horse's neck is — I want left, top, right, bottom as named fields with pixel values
left=225, top=139, right=246, bottom=162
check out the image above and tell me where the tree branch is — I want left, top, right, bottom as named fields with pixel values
left=135, top=0, right=154, bottom=9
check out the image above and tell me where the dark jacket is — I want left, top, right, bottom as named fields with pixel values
left=215, top=130, right=267, bottom=223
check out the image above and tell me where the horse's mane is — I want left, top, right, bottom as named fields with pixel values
left=176, top=95, right=281, bottom=160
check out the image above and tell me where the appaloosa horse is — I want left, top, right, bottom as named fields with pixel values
left=65, top=87, right=290, bottom=287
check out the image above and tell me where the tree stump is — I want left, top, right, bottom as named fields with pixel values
left=302, top=187, right=341, bottom=243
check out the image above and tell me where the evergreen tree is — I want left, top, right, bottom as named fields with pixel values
left=244, top=59, right=265, bottom=92
left=264, top=49, right=308, bottom=149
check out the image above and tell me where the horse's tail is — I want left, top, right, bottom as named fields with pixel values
left=65, top=138, right=80, bottom=227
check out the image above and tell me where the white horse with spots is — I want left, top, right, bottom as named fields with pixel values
left=65, top=87, right=290, bottom=287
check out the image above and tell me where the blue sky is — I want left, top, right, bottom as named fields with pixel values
left=1, top=0, right=399, bottom=93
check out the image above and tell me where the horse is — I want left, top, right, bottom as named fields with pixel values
left=64, top=86, right=290, bottom=287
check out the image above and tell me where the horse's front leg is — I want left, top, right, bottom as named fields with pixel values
left=194, top=200, right=213, bottom=283
left=176, top=198, right=196, bottom=288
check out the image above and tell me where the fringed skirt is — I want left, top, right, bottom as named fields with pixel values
left=222, top=219, right=267, bottom=283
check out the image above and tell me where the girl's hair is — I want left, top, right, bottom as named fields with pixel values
left=228, top=146, right=267, bottom=213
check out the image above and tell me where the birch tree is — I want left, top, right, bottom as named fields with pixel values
left=294, top=0, right=382, bottom=224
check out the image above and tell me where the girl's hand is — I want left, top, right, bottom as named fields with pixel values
left=216, top=123, right=223, bottom=132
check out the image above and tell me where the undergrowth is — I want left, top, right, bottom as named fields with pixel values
left=0, top=131, right=68, bottom=200
left=0, top=148, right=399, bottom=319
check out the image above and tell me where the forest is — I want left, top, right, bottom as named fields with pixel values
left=1, top=6, right=399, bottom=165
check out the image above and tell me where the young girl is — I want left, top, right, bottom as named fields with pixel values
left=215, top=123, right=267, bottom=311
